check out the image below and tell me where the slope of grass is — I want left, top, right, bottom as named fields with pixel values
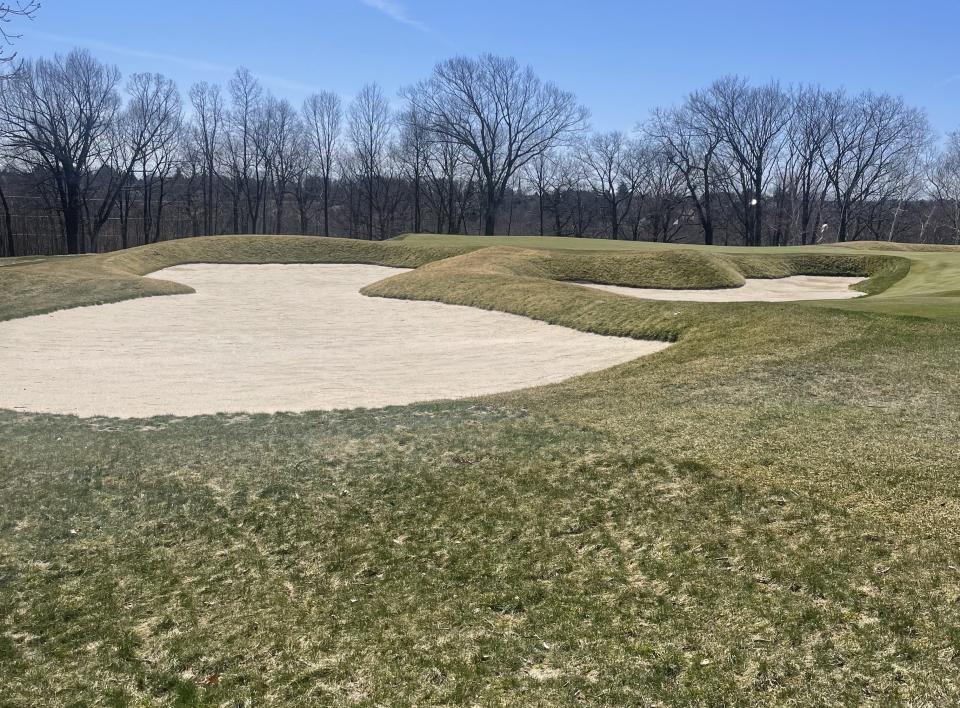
left=0, top=235, right=474, bottom=322
left=362, top=245, right=911, bottom=343
left=393, top=234, right=948, bottom=317
left=2, top=235, right=960, bottom=704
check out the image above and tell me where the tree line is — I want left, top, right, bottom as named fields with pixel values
left=1, top=48, right=957, bottom=256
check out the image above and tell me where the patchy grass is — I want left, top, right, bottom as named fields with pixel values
left=2, top=235, right=960, bottom=704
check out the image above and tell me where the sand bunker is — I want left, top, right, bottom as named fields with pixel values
left=0, top=264, right=669, bottom=418
left=580, top=275, right=866, bottom=302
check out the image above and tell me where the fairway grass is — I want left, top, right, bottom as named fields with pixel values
left=2, top=235, right=960, bottom=704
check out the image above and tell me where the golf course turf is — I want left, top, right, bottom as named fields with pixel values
left=1, top=234, right=959, bottom=704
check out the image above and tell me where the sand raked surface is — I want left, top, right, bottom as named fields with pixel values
left=580, top=275, right=866, bottom=302
left=0, top=264, right=670, bottom=418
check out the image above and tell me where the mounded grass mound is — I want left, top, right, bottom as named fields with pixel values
left=0, top=256, right=194, bottom=323
left=723, top=253, right=911, bottom=295
left=361, top=246, right=744, bottom=343
left=100, top=234, right=473, bottom=275
left=546, top=250, right=746, bottom=289
left=369, top=244, right=746, bottom=288
left=371, top=244, right=903, bottom=292
left=362, top=246, right=907, bottom=343
left=363, top=251, right=691, bottom=342
left=0, top=235, right=475, bottom=322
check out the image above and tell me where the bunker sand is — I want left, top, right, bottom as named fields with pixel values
left=580, top=275, right=866, bottom=302
left=0, top=264, right=669, bottom=418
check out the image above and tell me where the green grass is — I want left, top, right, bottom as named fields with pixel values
left=394, top=232, right=960, bottom=255
left=3, top=234, right=960, bottom=704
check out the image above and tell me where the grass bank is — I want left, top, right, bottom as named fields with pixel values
left=0, top=235, right=474, bottom=322
left=2, top=234, right=960, bottom=704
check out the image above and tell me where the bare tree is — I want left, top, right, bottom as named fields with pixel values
left=930, top=131, right=960, bottom=244
left=224, top=67, right=266, bottom=233
left=0, top=1, right=39, bottom=73
left=76, top=72, right=182, bottom=249
left=302, top=91, right=342, bottom=237
left=0, top=49, right=121, bottom=253
left=125, top=73, right=182, bottom=246
left=348, top=83, right=392, bottom=240
left=189, top=81, right=223, bottom=236
left=695, top=77, right=792, bottom=246
left=397, top=105, right=429, bottom=233
left=643, top=146, right=689, bottom=242
left=423, top=136, right=473, bottom=234
left=546, top=154, right=586, bottom=236
left=523, top=150, right=561, bottom=236
left=648, top=102, right=722, bottom=245
left=263, top=97, right=300, bottom=232
left=0, top=169, right=13, bottom=255
left=288, top=125, right=314, bottom=234
left=0, top=47, right=950, bottom=252
left=882, top=131, right=931, bottom=242
left=579, top=131, right=646, bottom=239
left=406, top=54, right=587, bottom=235
left=820, top=91, right=931, bottom=242
left=782, top=86, right=829, bottom=245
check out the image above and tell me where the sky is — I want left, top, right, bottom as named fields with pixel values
left=14, top=0, right=960, bottom=137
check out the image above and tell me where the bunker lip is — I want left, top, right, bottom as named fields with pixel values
left=0, top=263, right=670, bottom=419
left=578, top=275, right=867, bottom=302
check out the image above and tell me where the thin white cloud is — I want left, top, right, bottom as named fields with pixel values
left=251, top=71, right=326, bottom=95
left=26, top=31, right=324, bottom=95
left=28, top=31, right=231, bottom=74
left=358, top=0, right=429, bottom=32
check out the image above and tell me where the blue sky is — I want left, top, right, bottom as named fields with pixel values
left=18, top=0, right=960, bottom=136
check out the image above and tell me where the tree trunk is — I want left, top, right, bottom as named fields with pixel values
left=205, top=161, right=215, bottom=235
left=64, top=186, right=83, bottom=255
left=322, top=174, right=330, bottom=237
left=0, top=179, right=15, bottom=257
left=413, top=174, right=421, bottom=233
left=446, top=176, right=456, bottom=234
left=483, top=187, right=498, bottom=236
left=837, top=201, right=849, bottom=243
left=752, top=175, right=763, bottom=247
left=799, top=193, right=811, bottom=246
left=703, top=220, right=714, bottom=246
left=702, top=166, right=715, bottom=246
left=538, top=190, right=544, bottom=236
left=232, top=189, right=240, bottom=234
left=143, top=178, right=153, bottom=246
left=366, top=177, right=374, bottom=240
left=119, top=193, right=129, bottom=250
left=154, top=176, right=167, bottom=244
left=298, top=202, right=308, bottom=234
